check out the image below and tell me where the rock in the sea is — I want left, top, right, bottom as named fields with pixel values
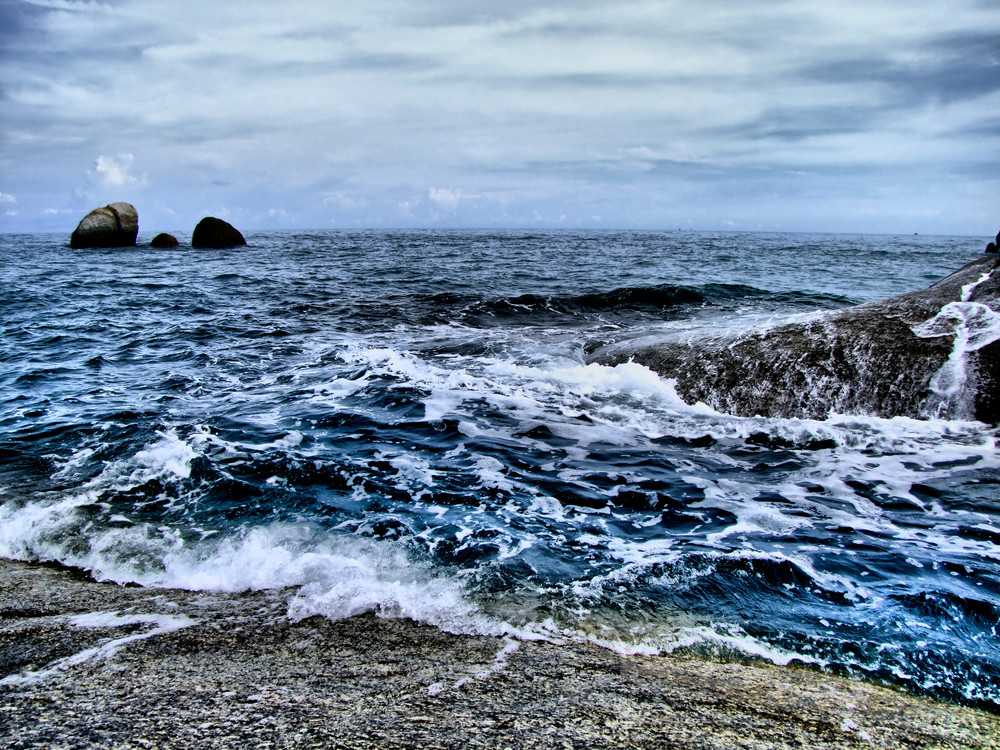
left=587, top=255, right=1000, bottom=423
left=69, top=202, right=139, bottom=249
left=150, top=233, right=179, bottom=248
left=191, top=217, right=246, bottom=248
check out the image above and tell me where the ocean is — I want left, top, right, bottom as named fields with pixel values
left=1, top=229, right=997, bottom=711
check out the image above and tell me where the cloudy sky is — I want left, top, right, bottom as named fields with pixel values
left=1, top=0, right=998, bottom=235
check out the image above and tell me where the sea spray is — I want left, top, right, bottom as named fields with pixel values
left=914, top=299, right=1000, bottom=418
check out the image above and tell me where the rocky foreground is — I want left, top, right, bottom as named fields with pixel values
left=1, top=560, right=998, bottom=749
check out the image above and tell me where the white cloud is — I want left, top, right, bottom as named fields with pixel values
left=429, top=187, right=462, bottom=211
left=322, top=192, right=370, bottom=211
left=21, top=0, right=111, bottom=10
left=88, top=153, right=148, bottom=188
left=0, top=193, right=15, bottom=204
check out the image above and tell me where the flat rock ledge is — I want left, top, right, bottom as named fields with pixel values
left=0, top=559, right=996, bottom=750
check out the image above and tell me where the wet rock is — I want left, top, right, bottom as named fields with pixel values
left=191, top=217, right=246, bottom=248
left=150, top=233, right=179, bottom=248
left=69, top=202, right=139, bottom=249
left=587, top=255, right=1000, bottom=423
left=1, top=558, right=997, bottom=750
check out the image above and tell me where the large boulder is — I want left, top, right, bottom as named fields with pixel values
left=69, top=202, right=139, bottom=249
left=586, top=255, right=1000, bottom=423
left=191, top=217, right=246, bottom=248
left=150, top=233, right=179, bottom=248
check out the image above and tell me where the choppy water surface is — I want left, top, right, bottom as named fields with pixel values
left=1, top=230, right=997, bottom=710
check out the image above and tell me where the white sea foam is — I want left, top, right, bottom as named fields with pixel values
left=659, top=623, right=828, bottom=667
left=335, top=343, right=717, bottom=449
left=346, top=340, right=994, bottom=462
left=475, top=606, right=831, bottom=670
left=429, top=637, right=521, bottom=694
left=0, top=488, right=503, bottom=637
left=0, top=491, right=104, bottom=562
left=471, top=455, right=516, bottom=493
left=386, top=451, right=438, bottom=490
left=134, top=430, right=199, bottom=480
left=3, top=325, right=999, bottom=692
left=961, top=271, right=993, bottom=302
left=48, top=447, right=97, bottom=479
left=913, top=275, right=1000, bottom=418
left=0, top=480, right=872, bottom=674
left=311, top=341, right=1000, bottom=573
left=0, top=610, right=196, bottom=687
left=187, top=425, right=314, bottom=460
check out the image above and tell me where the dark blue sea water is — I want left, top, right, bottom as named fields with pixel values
left=1, top=230, right=998, bottom=710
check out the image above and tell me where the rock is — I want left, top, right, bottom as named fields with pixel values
left=191, top=217, right=246, bottom=248
left=69, top=202, right=139, bottom=249
left=150, top=233, right=179, bottom=248
left=1, top=558, right=997, bottom=750
left=587, top=255, right=1000, bottom=423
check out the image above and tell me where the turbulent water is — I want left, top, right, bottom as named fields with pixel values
left=1, top=230, right=998, bottom=710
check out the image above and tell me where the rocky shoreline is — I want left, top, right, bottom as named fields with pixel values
left=587, top=254, right=1000, bottom=423
left=1, top=559, right=997, bottom=749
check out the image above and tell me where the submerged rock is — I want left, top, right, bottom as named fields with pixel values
left=70, top=202, right=139, bottom=249
left=587, top=255, right=1000, bottom=423
left=191, top=217, right=246, bottom=248
left=150, top=233, right=179, bottom=248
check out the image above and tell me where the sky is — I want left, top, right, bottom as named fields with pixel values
left=1, top=0, right=998, bottom=236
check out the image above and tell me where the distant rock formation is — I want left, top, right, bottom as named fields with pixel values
left=192, top=217, right=246, bottom=248
left=587, top=255, right=1000, bottom=423
left=70, top=202, right=139, bottom=249
left=150, top=233, right=179, bottom=248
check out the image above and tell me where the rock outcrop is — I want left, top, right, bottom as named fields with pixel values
left=69, top=202, right=139, bottom=249
left=2, top=558, right=997, bottom=750
left=191, top=217, right=246, bottom=248
left=150, top=233, right=179, bottom=248
left=587, top=255, right=1000, bottom=423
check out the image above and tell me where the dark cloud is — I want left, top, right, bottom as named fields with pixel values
left=273, top=25, right=358, bottom=42
left=800, top=31, right=1000, bottom=106
left=398, top=0, right=592, bottom=28
left=452, top=72, right=669, bottom=90
left=0, top=2, right=52, bottom=67
left=708, top=104, right=889, bottom=144
left=949, top=116, right=1000, bottom=139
